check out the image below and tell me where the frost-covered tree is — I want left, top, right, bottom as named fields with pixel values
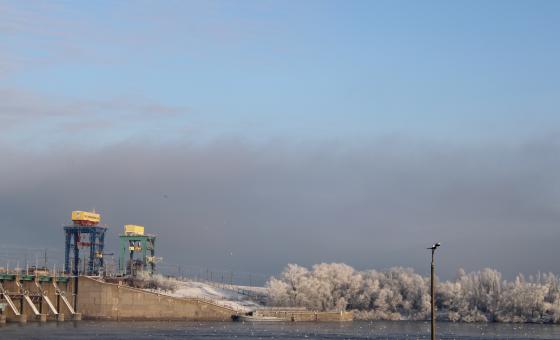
left=267, top=263, right=560, bottom=324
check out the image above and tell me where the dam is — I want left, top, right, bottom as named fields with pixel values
left=0, top=274, right=352, bottom=322
left=77, top=276, right=238, bottom=321
left=0, top=210, right=352, bottom=323
left=0, top=271, right=79, bottom=323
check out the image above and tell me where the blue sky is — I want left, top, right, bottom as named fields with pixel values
left=1, top=1, right=560, bottom=278
left=1, top=0, right=559, bottom=146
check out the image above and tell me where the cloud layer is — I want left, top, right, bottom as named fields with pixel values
left=0, top=137, right=558, bottom=279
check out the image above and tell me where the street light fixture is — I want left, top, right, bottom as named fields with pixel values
left=427, top=242, right=441, bottom=340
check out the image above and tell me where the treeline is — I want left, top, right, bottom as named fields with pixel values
left=266, top=263, right=560, bottom=323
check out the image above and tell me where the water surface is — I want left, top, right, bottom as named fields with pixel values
left=1, top=320, right=560, bottom=339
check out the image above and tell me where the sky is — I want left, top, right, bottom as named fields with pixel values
left=0, top=0, right=559, bottom=280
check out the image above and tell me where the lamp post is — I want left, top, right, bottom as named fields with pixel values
left=427, top=242, right=441, bottom=340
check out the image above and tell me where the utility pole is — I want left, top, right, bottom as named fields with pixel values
left=428, top=242, right=441, bottom=340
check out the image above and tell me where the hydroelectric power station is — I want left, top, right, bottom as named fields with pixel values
left=0, top=210, right=352, bottom=324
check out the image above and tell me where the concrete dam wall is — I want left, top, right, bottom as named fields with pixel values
left=77, top=277, right=239, bottom=321
left=0, top=274, right=77, bottom=323
left=2, top=276, right=354, bottom=322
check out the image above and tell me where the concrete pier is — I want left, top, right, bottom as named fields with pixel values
left=253, top=308, right=353, bottom=321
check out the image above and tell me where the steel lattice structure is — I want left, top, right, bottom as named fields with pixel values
left=64, top=225, right=107, bottom=276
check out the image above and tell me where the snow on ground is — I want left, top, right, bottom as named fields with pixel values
left=228, top=284, right=268, bottom=295
left=146, top=278, right=265, bottom=312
